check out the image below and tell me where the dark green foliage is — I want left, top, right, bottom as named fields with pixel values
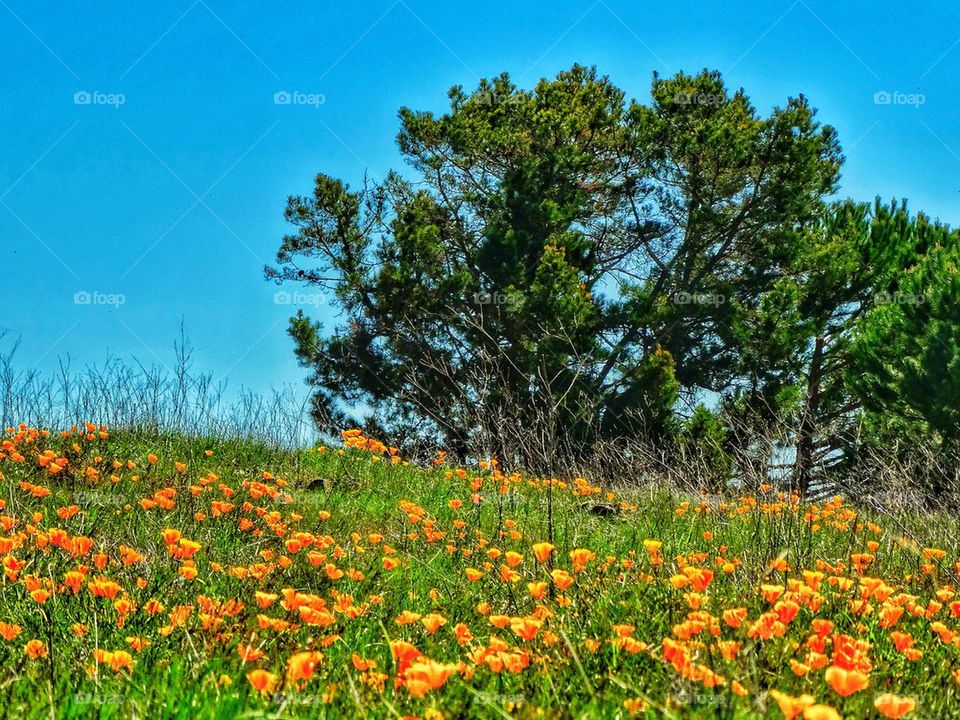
left=776, top=200, right=960, bottom=497
left=849, top=206, right=960, bottom=440
left=679, top=405, right=732, bottom=491
left=268, top=65, right=841, bottom=468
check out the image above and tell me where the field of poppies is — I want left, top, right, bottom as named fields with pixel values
left=1, top=423, right=959, bottom=718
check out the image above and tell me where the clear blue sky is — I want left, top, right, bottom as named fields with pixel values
left=2, top=0, right=958, bottom=403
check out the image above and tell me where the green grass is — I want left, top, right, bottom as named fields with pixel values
left=1, top=426, right=959, bottom=719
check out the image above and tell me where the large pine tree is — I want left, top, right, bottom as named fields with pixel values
left=267, top=65, right=841, bottom=466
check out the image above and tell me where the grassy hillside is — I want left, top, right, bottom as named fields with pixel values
left=0, top=424, right=958, bottom=719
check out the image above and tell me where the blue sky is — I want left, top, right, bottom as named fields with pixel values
left=2, top=0, right=958, bottom=404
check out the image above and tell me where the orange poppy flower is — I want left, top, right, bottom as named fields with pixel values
left=421, top=613, right=447, bottom=634
left=803, top=705, right=841, bottom=720
left=825, top=666, right=869, bottom=697
left=528, top=581, right=548, bottom=600
left=504, top=551, right=523, bottom=568
left=0, top=623, right=22, bottom=641
left=532, top=542, right=555, bottom=563
left=874, top=694, right=915, bottom=719
left=723, top=608, right=747, bottom=629
left=286, top=651, right=323, bottom=684
left=389, top=640, right=421, bottom=675
left=551, top=569, right=574, bottom=590
left=569, top=548, right=596, bottom=572
left=761, top=584, right=785, bottom=603
left=405, top=658, right=457, bottom=691
left=768, top=690, right=815, bottom=720
left=246, top=669, right=277, bottom=694
left=24, top=639, right=47, bottom=659
left=511, top=617, right=542, bottom=641
left=453, top=623, right=473, bottom=645
left=237, top=643, right=265, bottom=662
